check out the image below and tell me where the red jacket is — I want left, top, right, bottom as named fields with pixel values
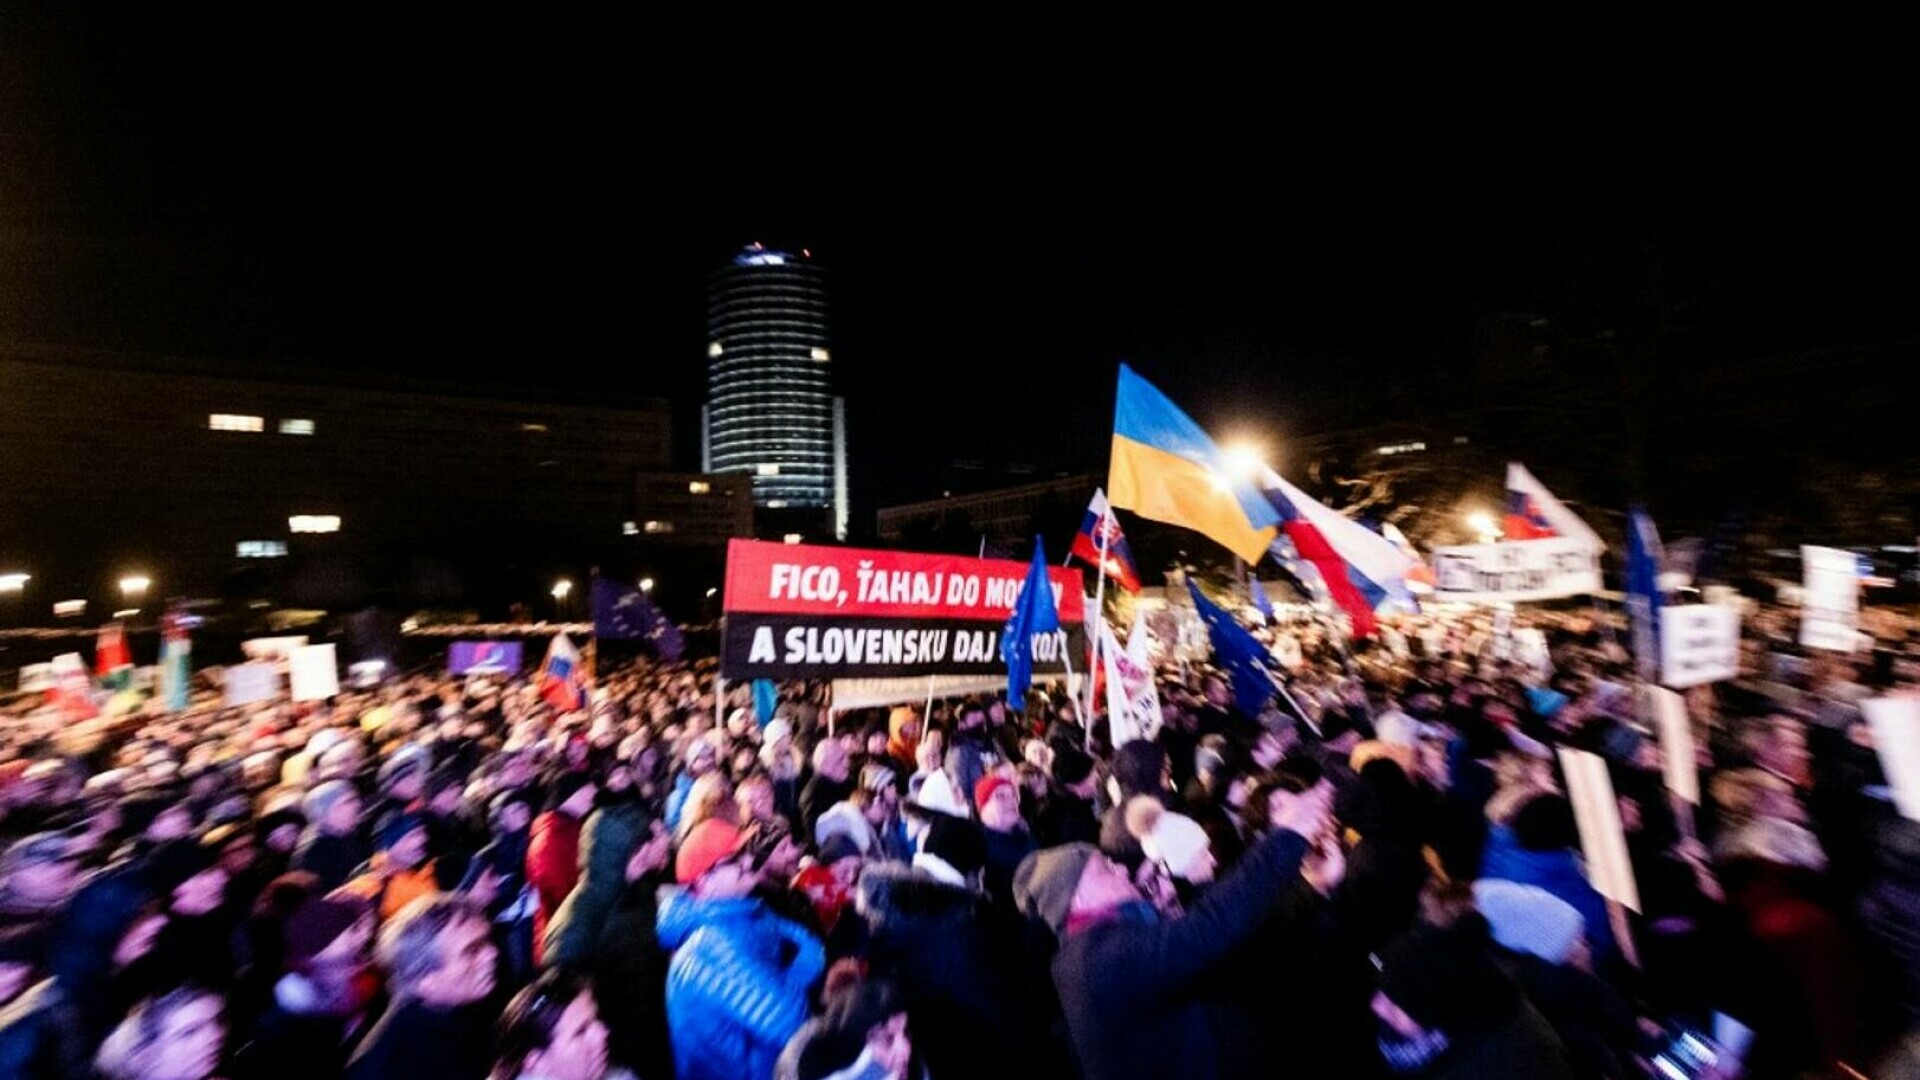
left=527, top=809, right=584, bottom=963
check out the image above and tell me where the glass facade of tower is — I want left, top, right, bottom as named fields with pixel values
left=704, top=246, right=844, bottom=537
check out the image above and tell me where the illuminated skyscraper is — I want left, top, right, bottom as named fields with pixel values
left=702, top=244, right=847, bottom=541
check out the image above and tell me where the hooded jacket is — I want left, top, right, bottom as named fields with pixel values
left=857, top=865, right=1029, bottom=1078
left=656, top=889, right=826, bottom=1080
left=1050, top=827, right=1311, bottom=1080
left=543, top=804, right=648, bottom=968
left=1479, top=824, right=1617, bottom=961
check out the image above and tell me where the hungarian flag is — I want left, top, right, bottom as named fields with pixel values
left=95, top=622, right=133, bottom=691
left=1070, top=489, right=1143, bottom=593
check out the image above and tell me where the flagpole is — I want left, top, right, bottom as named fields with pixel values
left=1085, top=525, right=1111, bottom=726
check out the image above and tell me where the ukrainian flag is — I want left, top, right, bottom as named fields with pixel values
left=1108, top=364, right=1276, bottom=562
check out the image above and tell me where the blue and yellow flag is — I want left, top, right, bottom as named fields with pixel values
left=1108, top=364, right=1276, bottom=561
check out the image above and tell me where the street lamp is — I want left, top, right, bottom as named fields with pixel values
left=1465, top=510, right=1499, bottom=544
left=0, top=572, right=28, bottom=592
left=1221, top=440, right=1267, bottom=483
left=119, top=574, right=151, bottom=601
left=639, top=577, right=655, bottom=594
left=551, top=579, right=572, bottom=600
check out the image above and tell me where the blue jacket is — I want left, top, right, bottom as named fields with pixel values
left=657, top=890, right=826, bottom=1080
left=1479, top=823, right=1617, bottom=960
left=664, top=773, right=695, bottom=833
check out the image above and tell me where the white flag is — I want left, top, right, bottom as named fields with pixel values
left=1104, top=619, right=1162, bottom=747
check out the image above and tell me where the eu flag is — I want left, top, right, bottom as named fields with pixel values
left=592, top=577, right=685, bottom=661
left=1187, top=578, right=1277, bottom=715
left=1002, top=536, right=1062, bottom=708
left=1249, top=573, right=1276, bottom=624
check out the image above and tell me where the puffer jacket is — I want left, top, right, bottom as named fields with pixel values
left=657, top=889, right=826, bottom=1080
left=544, top=804, right=648, bottom=968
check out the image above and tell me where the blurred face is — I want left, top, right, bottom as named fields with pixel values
left=429, top=786, right=462, bottom=816
left=695, top=857, right=758, bottom=900
left=1070, top=853, right=1141, bottom=914
left=171, top=866, right=230, bottom=917
left=738, top=781, right=775, bottom=823
left=866, top=732, right=889, bottom=756
left=867, top=1012, right=912, bottom=1077
left=829, top=854, right=863, bottom=890
left=149, top=805, right=194, bottom=842
left=147, top=993, right=225, bottom=1080
left=313, top=912, right=374, bottom=971
left=416, top=915, right=496, bottom=1006
left=387, top=828, right=428, bottom=871
left=1205, top=679, right=1230, bottom=708
left=499, top=802, right=532, bottom=834
left=561, top=783, right=598, bottom=818
left=388, top=774, right=425, bottom=803
left=0, top=961, right=34, bottom=1005
left=325, top=794, right=363, bottom=835
left=114, top=912, right=167, bottom=970
left=981, top=785, right=1022, bottom=832
left=11, top=853, right=80, bottom=907
left=863, top=789, right=898, bottom=825
left=528, top=992, right=610, bottom=1080
left=818, top=742, right=850, bottom=782
left=267, top=823, right=300, bottom=853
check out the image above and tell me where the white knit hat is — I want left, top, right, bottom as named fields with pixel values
left=1127, top=796, right=1212, bottom=882
left=1473, top=879, right=1586, bottom=965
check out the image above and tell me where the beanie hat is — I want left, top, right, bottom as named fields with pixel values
left=283, top=896, right=369, bottom=970
left=1050, top=745, right=1094, bottom=787
left=1127, top=798, right=1212, bottom=881
left=375, top=812, right=427, bottom=852
left=1374, top=923, right=1517, bottom=1035
left=817, top=832, right=863, bottom=867
left=1510, top=794, right=1579, bottom=852
left=1473, top=879, right=1586, bottom=965
left=860, top=763, right=897, bottom=796
left=762, top=719, right=792, bottom=748
left=676, top=818, right=747, bottom=884
left=919, top=814, right=987, bottom=879
left=302, top=780, right=356, bottom=824
left=1012, top=842, right=1098, bottom=940
left=377, top=744, right=429, bottom=789
left=973, top=774, right=1014, bottom=815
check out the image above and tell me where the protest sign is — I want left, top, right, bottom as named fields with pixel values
left=1864, top=696, right=1920, bottom=822
left=1649, top=686, right=1700, bottom=804
left=288, top=643, right=339, bottom=701
left=449, top=641, right=523, bottom=675
left=1431, top=538, right=1602, bottom=603
left=223, top=662, right=281, bottom=706
left=721, top=540, right=1085, bottom=680
left=242, top=636, right=309, bottom=664
left=1557, top=747, right=1642, bottom=911
left=18, top=663, right=53, bottom=692
left=1659, top=605, right=1741, bottom=688
left=1800, top=545, right=1859, bottom=652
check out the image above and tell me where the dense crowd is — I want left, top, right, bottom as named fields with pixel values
left=1, top=600, right=1914, bottom=1080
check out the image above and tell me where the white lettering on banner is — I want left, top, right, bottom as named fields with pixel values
left=1800, top=545, right=1860, bottom=653
left=784, top=627, right=954, bottom=666
left=771, top=564, right=846, bottom=606
left=1659, top=605, right=1741, bottom=688
left=750, top=628, right=776, bottom=663
left=1431, top=539, right=1603, bottom=603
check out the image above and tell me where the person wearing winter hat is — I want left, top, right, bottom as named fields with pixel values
left=1472, top=880, right=1587, bottom=968
left=1099, top=740, right=1170, bottom=871
left=972, top=773, right=1035, bottom=912
left=528, top=773, right=597, bottom=964
left=791, top=833, right=865, bottom=934
left=339, top=813, right=439, bottom=923
left=1012, top=783, right=1332, bottom=1080
left=1035, top=745, right=1101, bottom=847
left=231, top=896, right=376, bottom=1080
left=1371, top=922, right=1575, bottom=1079
left=657, top=809, right=825, bottom=1080
left=1126, top=797, right=1216, bottom=885
left=911, top=812, right=987, bottom=887
left=664, top=734, right=723, bottom=833
left=292, top=781, right=367, bottom=892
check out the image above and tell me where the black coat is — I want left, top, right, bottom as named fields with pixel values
left=1500, top=952, right=1637, bottom=1080
left=858, top=866, right=1032, bottom=1080
left=232, top=1000, right=357, bottom=1080
left=1051, top=828, right=1310, bottom=1080
left=1425, top=1001, right=1577, bottom=1080
left=590, top=873, right=674, bottom=1080
left=798, top=775, right=852, bottom=834
left=0, top=978, right=87, bottom=1080
left=344, top=999, right=491, bottom=1080
left=1034, top=790, right=1100, bottom=849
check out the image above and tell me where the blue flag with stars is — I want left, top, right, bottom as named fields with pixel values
left=592, top=577, right=685, bottom=661
left=1002, top=536, right=1062, bottom=709
left=1249, top=573, right=1276, bottom=624
left=1187, top=577, right=1278, bottom=715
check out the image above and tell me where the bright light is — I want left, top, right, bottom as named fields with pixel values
left=119, top=575, right=151, bottom=598
left=688, top=481, right=710, bottom=495
left=208, top=413, right=263, bottom=432
left=236, top=540, right=288, bottom=558
left=289, top=515, right=341, bottom=533
left=639, top=578, right=655, bottom=593
left=783, top=533, right=804, bottom=545
left=113, top=608, right=140, bottom=619
left=551, top=579, right=572, bottom=600
left=0, top=572, right=28, bottom=592
left=53, top=600, right=86, bottom=617
left=1465, top=510, right=1499, bottom=542
left=622, top=521, right=639, bottom=536
left=705, top=587, right=718, bottom=598
left=278, top=418, right=316, bottom=436
left=1221, top=441, right=1266, bottom=481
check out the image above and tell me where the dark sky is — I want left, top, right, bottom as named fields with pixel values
left=8, top=12, right=1920, bottom=515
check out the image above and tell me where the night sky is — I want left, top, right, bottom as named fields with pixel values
left=7, top=13, right=1919, bottom=519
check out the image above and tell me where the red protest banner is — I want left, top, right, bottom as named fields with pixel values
left=723, top=540, right=1084, bottom=624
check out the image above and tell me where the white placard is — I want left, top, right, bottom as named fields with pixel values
left=1659, top=605, right=1741, bottom=688
left=1800, top=545, right=1859, bottom=652
left=1649, top=686, right=1700, bottom=804
left=1431, top=538, right=1603, bottom=603
left=1557, top=747, right=1642, bottom=911
left=288, top=644, right=340, bottom=702
left=223, top=662, right=282, bottom=707
left=18, top=663, right=54, bottom=692
left=1863, top=696, right=1920, bottom=822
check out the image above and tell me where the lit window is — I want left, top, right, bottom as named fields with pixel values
left=209, top=413, right=264, bottom=432
left=53, top=600, right=87, bottom=617
left=1376, top=442, right=1427, bottom=456
left=783, top=533, right=804, bottom=545
left=521, top=422, right=548, bottom=433
left=757, top=464, right=780, bottom=476
left=766, top=500, right=788, bottom=508
left=810, top=347, right=831, bottom=361
left=236, top=540, right=289, bottom=558
left=288, top=515, right=341, bottom=534
left=688, top=481, right=711, bottom=495
left=278, top=418, right=316, bottom=436
left=708, top=341, right=724, bottom=358
left=643, top=520, right=675, bottom=534
left=622, top=521, right=639, bottom=536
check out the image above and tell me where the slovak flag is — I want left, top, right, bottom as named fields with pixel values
left=1256, top=468, right=1415, bottom=640
left=1070, top=489, right=1142, bottom=594
left=537, top=633, right=586, bottom=713
left=1505, top=463, right=1605, bottom=551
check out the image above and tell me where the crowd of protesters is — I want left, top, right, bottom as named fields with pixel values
left=2, top=596, right=1917, bottom=1080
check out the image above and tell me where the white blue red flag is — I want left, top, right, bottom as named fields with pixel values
left=1070, top=489, right=1142, bottom=593
left=1505, top=463, right=1605, bottom=551
left=1256, top=467, right=1415, bottom=639
left=537, top=633, right=585, bottom=712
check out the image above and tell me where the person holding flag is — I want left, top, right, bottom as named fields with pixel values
left=1070, top=489, right=1142, bottom=594
left=1003, top=536, right=1062, bottom=710
left=537, top=633, right=586, bottom=712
